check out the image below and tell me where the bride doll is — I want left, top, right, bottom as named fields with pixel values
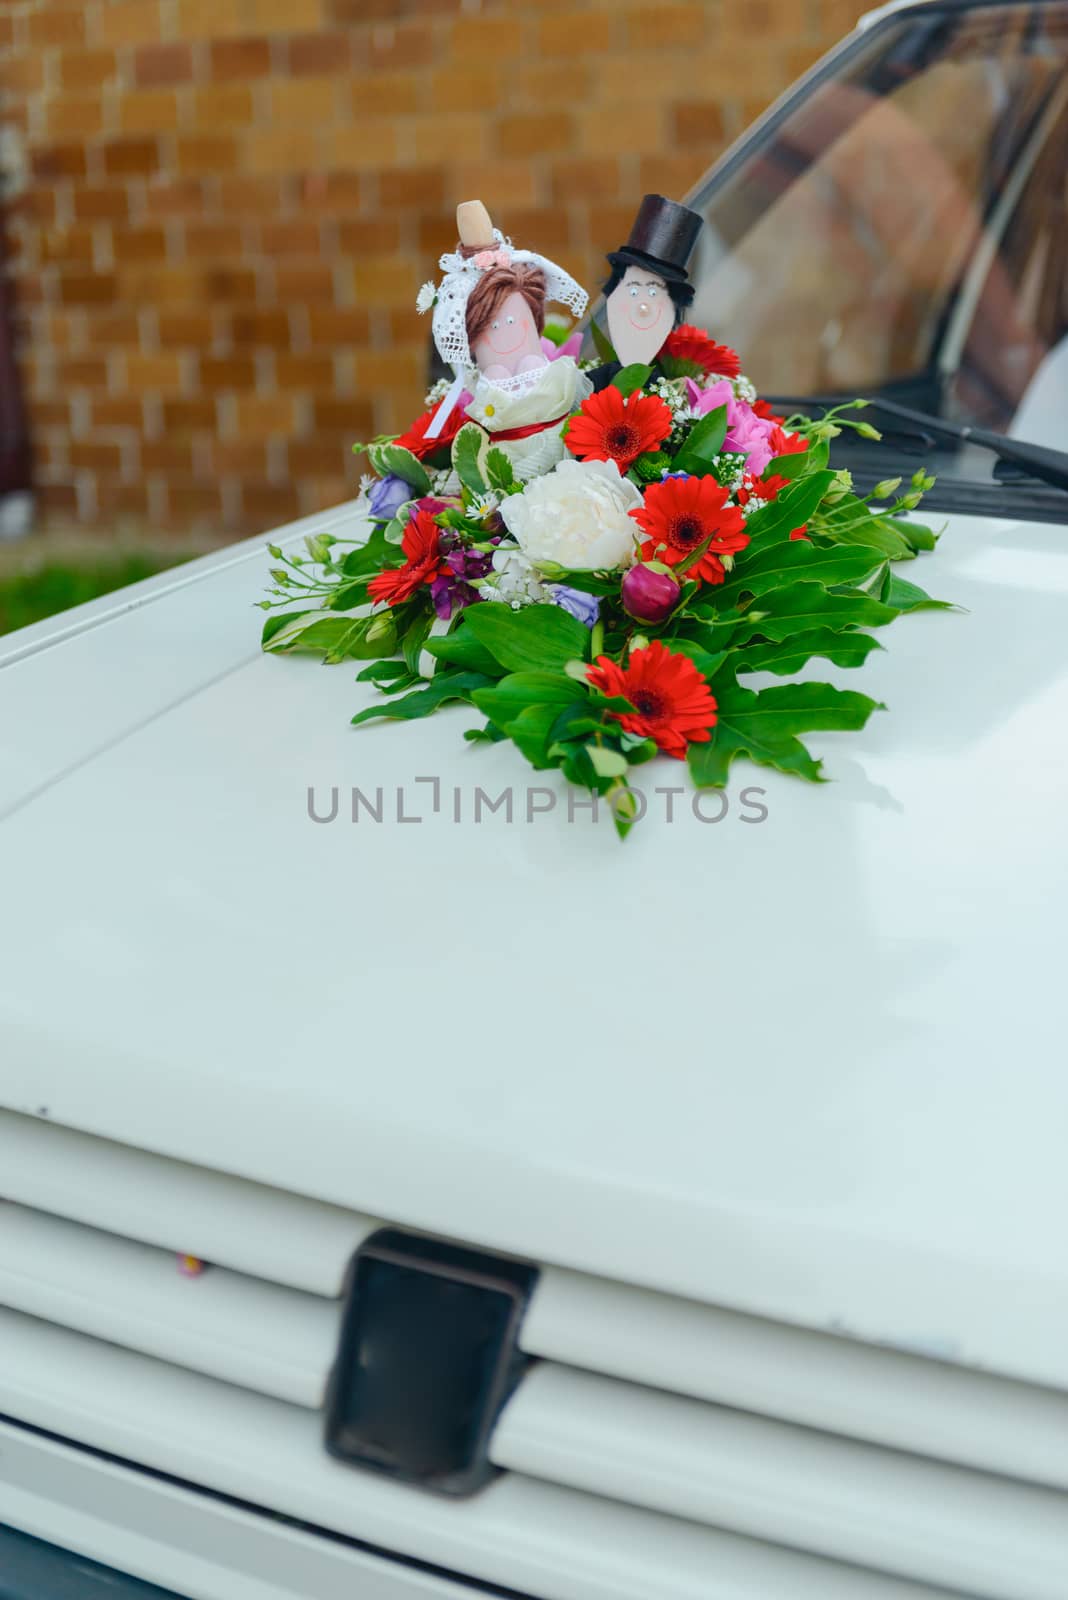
left=421, top=201, right=592, bottom=483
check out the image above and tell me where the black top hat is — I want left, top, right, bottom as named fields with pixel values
left=606, top=193, right=703, bottom=285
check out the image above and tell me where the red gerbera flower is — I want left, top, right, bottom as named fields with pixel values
left=662, top=324, right=741, bottom=379
left=392, top=402, right=467, bottom=461
left=565, top=385, right=672, bottom=473
left=587, top=640, right=717, bottom=760
left=752, top=398, right=784, bottom=424
left=736, top=472, right=791, bottom=507
left=767, top=423, right=808, bottom=458
left=630, top=474, right=749, bottom=585
left=367, top=508, right=448, bottom=606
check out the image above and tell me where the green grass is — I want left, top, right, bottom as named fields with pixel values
left=0, top=554, right=187, bottom=636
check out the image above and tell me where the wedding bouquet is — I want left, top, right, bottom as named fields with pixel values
left=260, top=321, right=943, bottom=837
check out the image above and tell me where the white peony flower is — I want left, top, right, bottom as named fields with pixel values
left=499, top=457, right=643, bottom=572
left=416, top=280, right=437, bottom=314
left=483, top=547, right=548, bottom=608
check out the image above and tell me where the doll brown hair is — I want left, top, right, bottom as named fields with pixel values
left=464, top=259, right=547, bottom=349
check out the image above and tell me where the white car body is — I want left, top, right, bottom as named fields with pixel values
left=3, top=8, right=1068, bottom=1600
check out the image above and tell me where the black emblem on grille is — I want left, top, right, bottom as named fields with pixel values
left=325, top=1229, right=539, bottom=1497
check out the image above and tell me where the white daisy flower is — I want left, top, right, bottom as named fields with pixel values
left=416, top=281, right=437, bottom=315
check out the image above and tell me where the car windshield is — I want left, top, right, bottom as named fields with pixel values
left=686, top=0, right=1068, bottom=503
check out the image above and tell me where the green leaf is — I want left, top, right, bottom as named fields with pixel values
left=263, top=611, right=394, bottom=660
left=711, top=537, right=887, bottom=605
left=590, top=319, right=617, bottom=364
left=879, top=568, right=952, bottom=613
left=587, top=744, right=628, bottom=778
left=341, top=527, right=392, bottom=577
left=738, top=628, right=883, bottom=675
left=672, top=405, right=728, bottom=475
left=743, top=469, right=835, bottom=545
left=884, top=514, right=938, bottom=552
left=472, top=670, right=582, bottom=729
left=452, top=422, right=487, bottom=495
left=366, top=444, right=431, bottom=495
left=612, top=363, right=653, bottom=397
left=261, top=609, right=312, bottom=648
left=484, top=446, right=517, bottom=494
left=818, top=497, right=915, bottom=559
left=351, top=670, right=492, bottom=726
left=401, top=608, right=434, bottom=674
left=507, top=703, right=571, bottom=769
left=689, top=679, right=881, bottom=787
left=425, top=626, right=503, bottom=676
left=736, top=581, right=899, bottom=641
left=464, top=602, right=590, bottom=672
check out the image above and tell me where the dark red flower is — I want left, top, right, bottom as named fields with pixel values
left=392, top=403, right=467, bottom=461
left=630, top=473, right=748, bottom=585
left=790, top=525, right=810, bottom=542
left=662, top=324, right=740, bottom=379
left=565, top=384, right=672, bottom=473
left=752, top=398, right=785, bottom=423
left=736, top=472, right=791, bottom=508
left=367, top=508, right=448, bottom=606
left=587, top=640, right=717, bottom=759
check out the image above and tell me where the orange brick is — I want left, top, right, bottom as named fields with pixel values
left=306, top=307, right=371, bottom=345
left=176, top=0, right=246, bottom=39
left=184, top=221, right=245, bottom=256
left=287, top=31, right=354, bottom=74
left=623, top=4, right=705, bottom=50
left=73, top=188, right=130, bottom=223
left=270, top=77, right=338, bottom=125
left=92, top=396, right=145, bottom=428
left=143, top=438, right=196, bottom=471
left=57, top=356, right=111, bottom=387
left=324, top=120, right=398, bottom=168
left=297, top=172, right=364, bottom=213
left=167, top=482, right=223, bottom=518
left=201, top=265, right=257, bottom=300
left=453, top=160, right=539, bottom=210
left=412, top=114, right=484, bottom=164
left=429, top=65, right=502, bottom=114
left=538, top=12, right=613, bottom=54
left=210, top=439, right=270, bottom=475
left=135, top=41, right=196, bottom=86
left=515, top=60, right=591, bottom=106
left=577, top=103, right=664, bottom=156
left=242, top=481, right=301, bottom=524
left=163, top=397, right=216, bottom=431
left=638, top=152, right=705, bottom=197
left=353, top=257, right=419, bottom=307
left=175, top=133, right=238, bottom=174
left=143, top=177, right=206, bottom=215
left=125, top=352, right=187, bottom=390
left=246, top=0, right=324, bottom=31
left=70, top=439, right=124, bottom=472
left=103, top=137, right=162, bottom=177
left=447, top=15, right=517, bottom=61
left=58, top=272, right=117, bottom=307
left=31, top=143, right=89, bottom=181
left=246, top=127, right=321, bottom=174
left=27, top=6, right=86, bottom=49
left=416, top=214, right=455, bottom=255
left=96, top=482, right=151, bottom=521
left=276, top=262, right=334, bottom=300
left=550, top=157, right=620, bottom=204
left=84, top=311, right=141, bottom=345
left=336, top=217, right=401, bottom=254
left=123, top=265, right=200, bottom=303
left=672, top=100, right=726, bottom=147
left=230, top=307, right=291, bottom=345
left=356, top=349, right=423, bottom=392
left=261, top=219, right=321, bottom=255
left=366, top=20, right=436, bottom=69
left=288, top=438, right=346, bottom=476
left=349, top=69, right=420, bottom=117
left=199, top=355, right=257, bottom=389
left=47, top=98, right=105, bottom=140
left=111, top=226, right=169, bottom=263
left=158, top=310, right=216, bottom=345
left=194, top=84, right=255, bottom=128
left=60, top=50, right=118, bottom=92
left=99, top=1, right=165, bottom=46
left=497, top=112, right=575, bottom=160
left=275, top=352, right=334, bottom=388
left=218, top=175, right=289, bottom=215
left=235, top=394, right=296, bottom=435
left=209, top=37, right=272, bottom=78
left=39, top=484, right=80, bottom=518
left=0, top=54, right=46, bottom=93
left=119, top=89, right=180, bottom=134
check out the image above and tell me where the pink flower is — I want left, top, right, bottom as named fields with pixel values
left=541, top=331, right=583, bottom=362
left=473, top=247, right=512, bottom=270
left=685, top=378, right=777, bottom=477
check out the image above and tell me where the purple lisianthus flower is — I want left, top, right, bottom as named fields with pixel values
left=367, top=473, right=412, bottom=522
left=445, top=543, right=495, bottom=581
left=684, top=377, right=776, bottom=477
left=431, top=575, right=482, bottom=620
left=549, top=584, right=601, bottom=628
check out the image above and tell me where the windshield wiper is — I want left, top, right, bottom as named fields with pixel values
left=765, top=394, right=1068, bottom=494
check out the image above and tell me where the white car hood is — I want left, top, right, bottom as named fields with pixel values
left=2, top=501, right=1068, bottom=1390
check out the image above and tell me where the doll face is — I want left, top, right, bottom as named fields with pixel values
left=473, top=291, right=546, bottom=378
left=606, top=266, right=671, bottom=366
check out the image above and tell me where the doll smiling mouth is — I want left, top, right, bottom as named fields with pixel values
left=628, top=303, right=664, bottom=330
left=487, top=331, right=527, bottom=355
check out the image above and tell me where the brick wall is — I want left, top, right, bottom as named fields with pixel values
left=1, top=0, right=869, bottom=541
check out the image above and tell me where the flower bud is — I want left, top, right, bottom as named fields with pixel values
left=855, top=422, right=882, bottom=441
left=621, top=563, right=681, bottom=624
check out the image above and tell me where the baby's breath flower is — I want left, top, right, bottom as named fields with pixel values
left=732, top=373, right=757, bottom=403
left=423, top=376, right=451, bottom=408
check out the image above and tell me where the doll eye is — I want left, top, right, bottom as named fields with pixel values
left=648, top=286, right=658, bottom=297
left=506, top=315, right=515, bottom=325
left=491, top=319, right=500, bottom=330
left=629, top=285, right=639, bottom=297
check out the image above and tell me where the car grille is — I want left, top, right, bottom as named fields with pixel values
left=1, top=1107, right=1066, bottom=1600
